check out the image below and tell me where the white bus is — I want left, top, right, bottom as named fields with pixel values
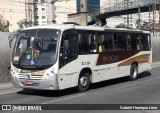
left=11, top=24, right=152, bottom=92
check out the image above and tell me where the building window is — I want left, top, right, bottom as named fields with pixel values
left=41, top=0, right=45, bottom=3
left=42, top=16, right=46, bottom=19
left=35, top=16, right=39, bottom=19
left=42, top=8, right=45, bottom=11
left=35, top=8, right=38, bottom=11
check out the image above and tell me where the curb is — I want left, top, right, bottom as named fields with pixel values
left=152, top=62, right=160, bottom=67
left=0, top=83, right=13, bottom=90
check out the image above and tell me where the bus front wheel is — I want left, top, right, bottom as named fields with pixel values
left=78, top=72, right=90, bottom=92
left=130, top=64, right=138, bottom=80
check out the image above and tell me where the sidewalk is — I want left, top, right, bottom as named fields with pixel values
left=152, top=61, right=160, bottom=67
left=0, top=82, right=13, bottom=90
left=1, top=62, right=160, bottom=90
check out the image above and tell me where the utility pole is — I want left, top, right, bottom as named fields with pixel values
left=48, top=0, right=57, bottom=23
left=25, top=0, right=33, bottom=23
left=138, top=5, right=141, bottom=30
left=80, top=0, right=87, bottom=26
left=127, top=0, right=129, bottom=28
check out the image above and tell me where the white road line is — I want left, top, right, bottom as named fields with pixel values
left=155, top=76, right=160, bottom=78
left=0, top=90, right=21, bottom=95
left=41, top=93, right=86, bottom=104
left=152, top=65, right=160, bottom=68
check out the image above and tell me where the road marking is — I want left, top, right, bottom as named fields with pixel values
left=0, top=90, right=21, bottom=95
left=152, top=65, right=160, bottom=68
left=41, top=93, right=86, bottom=104
left=155, top=76, right=160, bottom=78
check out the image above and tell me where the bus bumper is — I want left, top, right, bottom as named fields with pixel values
left=11, top=74, right=59, bottom=90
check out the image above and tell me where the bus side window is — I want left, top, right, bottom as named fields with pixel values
left=89, top=32, right=97, bottom=53
left=78, top=31, right=90, bottom=53
left=127, top=34, right=131, bottom=50
left=141, top=34, right=150, bottom=51
left=137, top=34, right=141, bottom=50
left=98, top=34, right=105, bottom=52
left=114, top=33, right=127, bottom=51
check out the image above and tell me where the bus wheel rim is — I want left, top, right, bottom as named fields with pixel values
left=132, top=67, right=137, bottom=78
left=80, top=76, right=88, bottom=87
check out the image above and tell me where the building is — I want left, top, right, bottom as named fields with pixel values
left=67, top=0, right=100, bottom=25
left=54, top=0, right=77, bottom=24
left=68, top=12, right=94, bottom=25
left=34, top=0, right=48, bottom=25
left=77, top=0, right=100, bottom=12
left=0, top=0, right=26, bottom=31
left=35, top=0, right=100, bottom=25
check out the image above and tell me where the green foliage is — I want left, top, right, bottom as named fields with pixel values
left=17, top=19, right=33, bottom=30
left=116, top=23, right=133, bottom=29
left=116, top=23, right=127, bottom=28
left=0, top=14, right=9, bottom=32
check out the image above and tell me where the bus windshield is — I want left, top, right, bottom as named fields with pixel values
left=12, top=29, right=60, bottom=70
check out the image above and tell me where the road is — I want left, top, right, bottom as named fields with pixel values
left=0, top=65, right=160, bottom=113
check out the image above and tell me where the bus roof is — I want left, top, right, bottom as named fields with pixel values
left=23, top=24, right=150, bottom=34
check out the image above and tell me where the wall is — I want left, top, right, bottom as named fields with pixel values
left=0, top=32, right=13, bottom=83
left=151, top=34, right=160, bottom=62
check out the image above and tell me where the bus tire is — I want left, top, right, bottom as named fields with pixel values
left=130, top=64, right=138, bottom=81
left=78, top=72, right=90, bottom=92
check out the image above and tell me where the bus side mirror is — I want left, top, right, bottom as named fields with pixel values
left=8, top=32, right=19, bottom=48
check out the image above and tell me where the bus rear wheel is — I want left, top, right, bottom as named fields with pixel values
left=130, top=64, right=138, bottom=81
left=78, top=72, right=90, bottom=92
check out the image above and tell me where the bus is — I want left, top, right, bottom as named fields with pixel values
left=11, top=24, right=152, bottom=92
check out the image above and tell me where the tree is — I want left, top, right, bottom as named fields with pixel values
left=135, top=19, right=150, bottom=31
left=116, top=23, right=127, bottom=28
left=17, top=19, right=33, bottom=30
left=141, top=22, right=150, bottom=31
left=0, top=14, right=9, bottom=32
left=116, top=23, right=133, bottom=29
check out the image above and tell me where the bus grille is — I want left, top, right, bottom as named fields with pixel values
left=18, top=74, right=43, bottom=80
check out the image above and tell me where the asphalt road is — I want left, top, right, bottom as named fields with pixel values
left=0, top=65, right=160, bottom=113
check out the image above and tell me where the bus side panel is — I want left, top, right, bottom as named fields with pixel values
left=117, top=51, right=152, bottom=77
left=92, top=65, right=118, bottom=83
left=58, top=54, right=98, bottom=90
left=117, top=66, right=130, bottom=78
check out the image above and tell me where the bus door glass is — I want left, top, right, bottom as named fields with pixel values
left=59, top=30, right=78, bottom=67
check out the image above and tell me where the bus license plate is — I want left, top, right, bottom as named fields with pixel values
left=25, top=80, right=33, bottom=86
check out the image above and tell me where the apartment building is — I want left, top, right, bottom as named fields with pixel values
left=33, top=0, right=47, bottom=25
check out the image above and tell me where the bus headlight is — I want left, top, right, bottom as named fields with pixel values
left=43, top=71, right=55, bottom=79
